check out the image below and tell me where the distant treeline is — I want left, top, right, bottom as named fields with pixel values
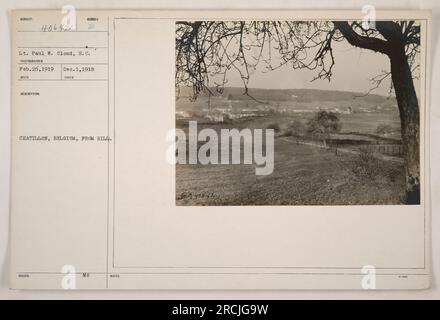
left=177, top=86, right=396, bottom=105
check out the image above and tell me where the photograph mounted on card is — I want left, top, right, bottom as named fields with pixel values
left=9, top=9, right=430, bottom=290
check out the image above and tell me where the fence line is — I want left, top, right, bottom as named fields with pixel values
left=360, top=144, right=403, bottom=156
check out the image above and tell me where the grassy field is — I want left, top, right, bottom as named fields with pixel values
left=176, top=132, right=405, bottom=206
left=175, top=91, right=405, bottom=205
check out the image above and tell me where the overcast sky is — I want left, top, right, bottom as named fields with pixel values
left=221, top=38, right=419, bottom=97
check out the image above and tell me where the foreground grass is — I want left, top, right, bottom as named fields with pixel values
left=176, top=137, right=405, bottom=206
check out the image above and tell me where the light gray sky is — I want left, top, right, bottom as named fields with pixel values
left=223, top=39, right=398, bottom=96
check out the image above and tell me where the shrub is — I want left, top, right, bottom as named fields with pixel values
left=349, top=147, right=381, bottom=181
left=287, top=119, right=306, bottom=137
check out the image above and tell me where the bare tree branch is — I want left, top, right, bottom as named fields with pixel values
left=332, top=21, right=389, bottom=55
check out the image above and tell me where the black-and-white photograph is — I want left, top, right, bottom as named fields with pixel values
left=175, top=20, right=421, bottom=206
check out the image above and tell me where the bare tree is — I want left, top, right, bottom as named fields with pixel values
left=307, top=111, right=342, bottom=147
left=288, top=119, right=306, bottom=137
left=175, top=20, right=421, bottom=204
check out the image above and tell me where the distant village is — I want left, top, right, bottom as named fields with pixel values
left=176, top=94, right=397, bottom=123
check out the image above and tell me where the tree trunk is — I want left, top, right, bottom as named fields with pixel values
left=389, top=46, right=420, bottom=204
